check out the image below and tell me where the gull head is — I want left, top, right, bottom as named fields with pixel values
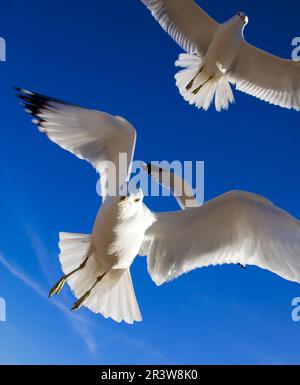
left=235, top=12, right=249, bottom=27
left=118, top=188, right=144, bottom=215
left=227, top=12, right=249, bottom=35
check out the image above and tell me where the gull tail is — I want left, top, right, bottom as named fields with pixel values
left=58, top=232, right=142, bottom=324
left=175, top=53, right=235, bottom=112
left=82, top=269, right=142, bottom=324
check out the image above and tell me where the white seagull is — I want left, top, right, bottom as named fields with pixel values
left=17, top=88, right=300, bottom=324
left=141, top=0, right=300, bottom=111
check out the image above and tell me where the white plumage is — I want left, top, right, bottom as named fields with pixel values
left=142, top=191, right=300, bottom=286
left=141, top=162, right=201, bottom=209
left=141, top=0, right=300, bottom=111
left=17, top=88, right=300, bottom=324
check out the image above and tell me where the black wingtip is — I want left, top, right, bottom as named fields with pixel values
left=16, top=88, right=84, bottom=117
left=15, top=86, right=27, bottom=93
left=16, top=87, right=63, bottom=105
left=15, top=87, right=34, bottom=96
left=146, top=164, right=164, bottom=176
left=15, top=87, right=52, bottom=121
left=146, top=163, right=152, bottom=175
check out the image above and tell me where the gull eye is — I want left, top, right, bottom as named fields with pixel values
left=134, top=198, right=140, bottom=203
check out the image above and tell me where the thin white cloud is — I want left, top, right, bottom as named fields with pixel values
left=114, top=334, right=171, bottom=364
left=0, top=252, right=97, bottom=354
left=25, top=226, right=53, bottom=282
left=0, top=247, right=167, bottom=361
left=0, top=252, right=45, bottom=296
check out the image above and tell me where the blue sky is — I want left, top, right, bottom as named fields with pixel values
left=0, top=0, right=300, bottom=364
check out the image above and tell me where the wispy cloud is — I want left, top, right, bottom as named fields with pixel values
left=0, top=236, right=168, bottom=362
left=0, top=252, right=45, bottom=296
left=0, top=252, right=97, bottom=353
left=113, top=334, right=171, bottom=364
left=25, top=226, right=54, bottom=283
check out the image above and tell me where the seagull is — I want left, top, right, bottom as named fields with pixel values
left=17, top=88, right=300, bottom=323
left=141, top=0, right=300, bottom=111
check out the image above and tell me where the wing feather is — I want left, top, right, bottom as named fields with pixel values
left=230, top=42, right=300, bottom=111
left=142, top=162, right=201, bottom=208
left=141, top=0, right=218, bottom=56
left=141, top=191, right=300, bottom=285
left=17, top=88, right=136, bottom=200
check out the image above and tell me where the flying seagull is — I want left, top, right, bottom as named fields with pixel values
left=17, top=88, right=300, bottom=323
left=141, top=0, right=300, bottom=111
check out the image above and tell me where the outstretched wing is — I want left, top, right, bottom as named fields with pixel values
left=17, top=88, right=136, bottom=200
left=142, top=163, right=201, bottom=208
left=230, top=41, right=300, bottom=111
left=141, top=190, right=300, bottom=286
left=141, top=0, right=218, bottom=57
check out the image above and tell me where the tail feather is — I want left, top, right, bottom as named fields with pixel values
left=84, top=269, right=142, bottom=324
left=59, top=232, right=100, bottom=298
left=215, top=80, right=235, bottom=111
left=191, top=82, right=217, bottom=111
left=58, top=232, right=142, bottom=324
left=175, top=53, right=235, bottom=111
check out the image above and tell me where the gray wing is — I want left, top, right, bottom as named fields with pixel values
left=17, top=88, right=136, bottom=201
left=229, top=41, right=300, bottom=111
left=142, top=162, right=201, bottom=208
left=141, top=0, right=218, bottom=57
left=141, top=191, right=300, bottom=286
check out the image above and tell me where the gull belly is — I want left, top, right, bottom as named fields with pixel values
left=204, top=21, right=243, bottom=75
left=92, top=197, right=155, bottom=270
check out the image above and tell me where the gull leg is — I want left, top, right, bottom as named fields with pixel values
left=238, top=263, right=246, bottom=269
left=192, top=74, right=215, bottom=95
left=49, top=254, right=90, bottom=298
left=71, top=273, right=105, bottom=311
left=186, top=66, right=203, bottom=91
